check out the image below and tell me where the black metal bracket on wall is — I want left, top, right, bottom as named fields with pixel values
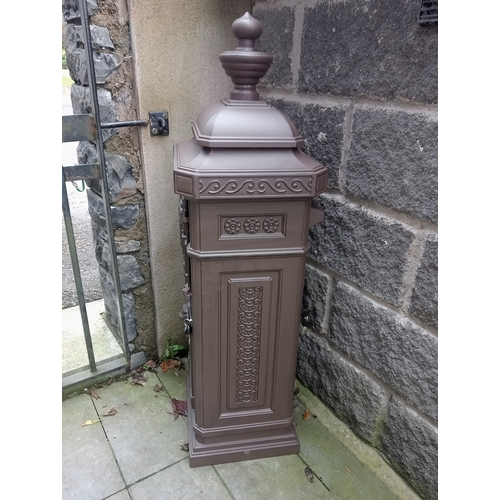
left=148, top=112, right=169, bottom=136
left=62, top=111, right=169, bottom=145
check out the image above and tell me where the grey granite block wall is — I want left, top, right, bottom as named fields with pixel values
left=254, top=1, right=438, bottom=498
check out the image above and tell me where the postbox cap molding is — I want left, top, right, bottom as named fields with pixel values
left=174, top=139, right=328, bottom=200
left=192, top=99, right=305, bottom=148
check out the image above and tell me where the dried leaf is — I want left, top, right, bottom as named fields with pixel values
left=144, top=360, right=157, bottom=370
left=81, top=419, right=100, bottom=426
left=170, top=398, right=188, bottom=420
left=161, top=359, right=182, bottom=373
left=302, top=409, right=310, bottom=420
left=304, top=466, right=314, bottom=483
left=129, top=377, right=146, bottom=386
left=345, top=467, right=351, bottom=474
left=84, top=388, right=100, bottom=399
left=102, top=407, right=117, bottom=417
left=180, top=442, right=189, bottom=452
left=153, top=384, right=165, bottom=393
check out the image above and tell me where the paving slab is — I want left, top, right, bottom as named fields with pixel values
left=215, top=453, right=333, bottom=499
left=93, top=373, right=189, bottom=485
left=155, top=361, right=188, bottom=400
left=62, top=394, right=125, bottom=499
left=62, top=299, right=123, bottom=375
left=106, top=490, right=132, bottom=500
left=128, top=458, right=233, bottom=500
left=294, top=399, right=400, bottom=500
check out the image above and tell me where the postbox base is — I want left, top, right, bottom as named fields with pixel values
left=187, top=403, right=300, bottom=467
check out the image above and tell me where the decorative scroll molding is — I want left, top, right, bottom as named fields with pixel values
left=236, top=286, right=263, bottom=404
left=199, top=177, right=313, bottom=196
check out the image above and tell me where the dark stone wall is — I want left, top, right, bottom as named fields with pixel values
left=63, top=0, right=156, bottom=366
left=253, top=1, right=437, bottom=499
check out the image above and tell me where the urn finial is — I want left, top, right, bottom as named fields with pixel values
left=219, top=12, right=273, bottom=101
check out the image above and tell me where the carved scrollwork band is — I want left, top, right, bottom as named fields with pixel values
left=199, top=177, right=313, bottom=196
left=236, top=286, right=263, bottom=404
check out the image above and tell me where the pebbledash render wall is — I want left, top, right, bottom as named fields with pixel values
left=63, top=0, right=156, bottom=366
left=253, top=1, right=438, bottom=499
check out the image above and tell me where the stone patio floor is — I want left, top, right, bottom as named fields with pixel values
left=62, top=365, right=422, bottom=500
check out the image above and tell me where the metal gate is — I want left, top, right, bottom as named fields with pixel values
left=62, top=0, right=167, bottom=390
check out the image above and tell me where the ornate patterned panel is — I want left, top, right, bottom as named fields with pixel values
left=235, top=286, right=263, bottom=403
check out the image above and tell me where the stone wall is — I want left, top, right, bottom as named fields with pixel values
left=253, top=1, right=438, bottom=499
left=62, top=0, right=155, bottom=367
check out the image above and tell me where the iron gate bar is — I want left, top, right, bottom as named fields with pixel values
left=78, top=0, right=130, bottom=362
left=62, top=168, right=97, bottom=373
left=63, top=163, right=101, bottom=182
left=101, top=119, right=148, bottom=129
left=62, top=114, right=96, bottom=143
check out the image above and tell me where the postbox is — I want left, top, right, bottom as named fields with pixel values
left=173, top=12, right=327, bottom=467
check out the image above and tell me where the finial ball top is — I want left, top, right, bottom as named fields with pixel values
left=232, top=12, right=263, bottom=41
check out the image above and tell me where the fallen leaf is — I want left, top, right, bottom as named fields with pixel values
left=154, top=384, right=165, bottom=393
left=144, top=360, right=157, bottom=370
left=304, top=466, right=314, bottom=483
left=345, top=467, right=351, bottom=474
left=180, top=442, right=189, bottom=451
left=84, top=388, right=100, bottom=399
left=161, top=359, right=182, bottom=372
left=170, top=398, right=188, bottom=420
left=102, top=407, right=117, bottom=417
left=302, top=409, right=310, bottom=420
left=81, top=419, right=100, bottom=426
left=130, top=378, right=146, bottom=386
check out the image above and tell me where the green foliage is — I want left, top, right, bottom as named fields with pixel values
left=162, top=339, right=186, bottom=361
left=62, top=48, right=68, bottom=69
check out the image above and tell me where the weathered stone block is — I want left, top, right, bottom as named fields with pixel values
left=62, top=0, right=98, bottom=22
left=64, top=24, right=121, bottom=85
left=64, top=24, right=115, bottom=52
left=131, top=351, right=148, bottom=370
left=87, top=188, right=139, bottom=230
left=302, top=264, right=331, bottom=331
left=99, top=266, right=137, bottom=342
left=76, top=142, right=137, bottom=202
left=115, top=238, right=141, bottom=254
left=329, top=282, right=438, bottom=420
left=297, top=330, right=385, bottom=442
left=101, top=243, right=145, bottom=291
left=409, top=234, right=438, bottom=328
left=347, top=108, right=438, bottom=223
left=254, top=7, right=294, bottom=87
left=379, top=398, right=438, bottom=500
left=309, top=195, right=415, bottom=305
left=67, top=50, right=122, bottom=86
left=299, top=0, right=438, bottom=104
left=71, top=85, right=117, bottom=141
left=265, top=98, right=345, bottom=189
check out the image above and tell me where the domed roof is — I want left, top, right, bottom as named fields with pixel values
left=192, top=12, right=304, bottom=148
left=192, top=98, right=304, bottom=148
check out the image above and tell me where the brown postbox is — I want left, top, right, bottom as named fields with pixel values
left=173, top=12, right=327, bottom=467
